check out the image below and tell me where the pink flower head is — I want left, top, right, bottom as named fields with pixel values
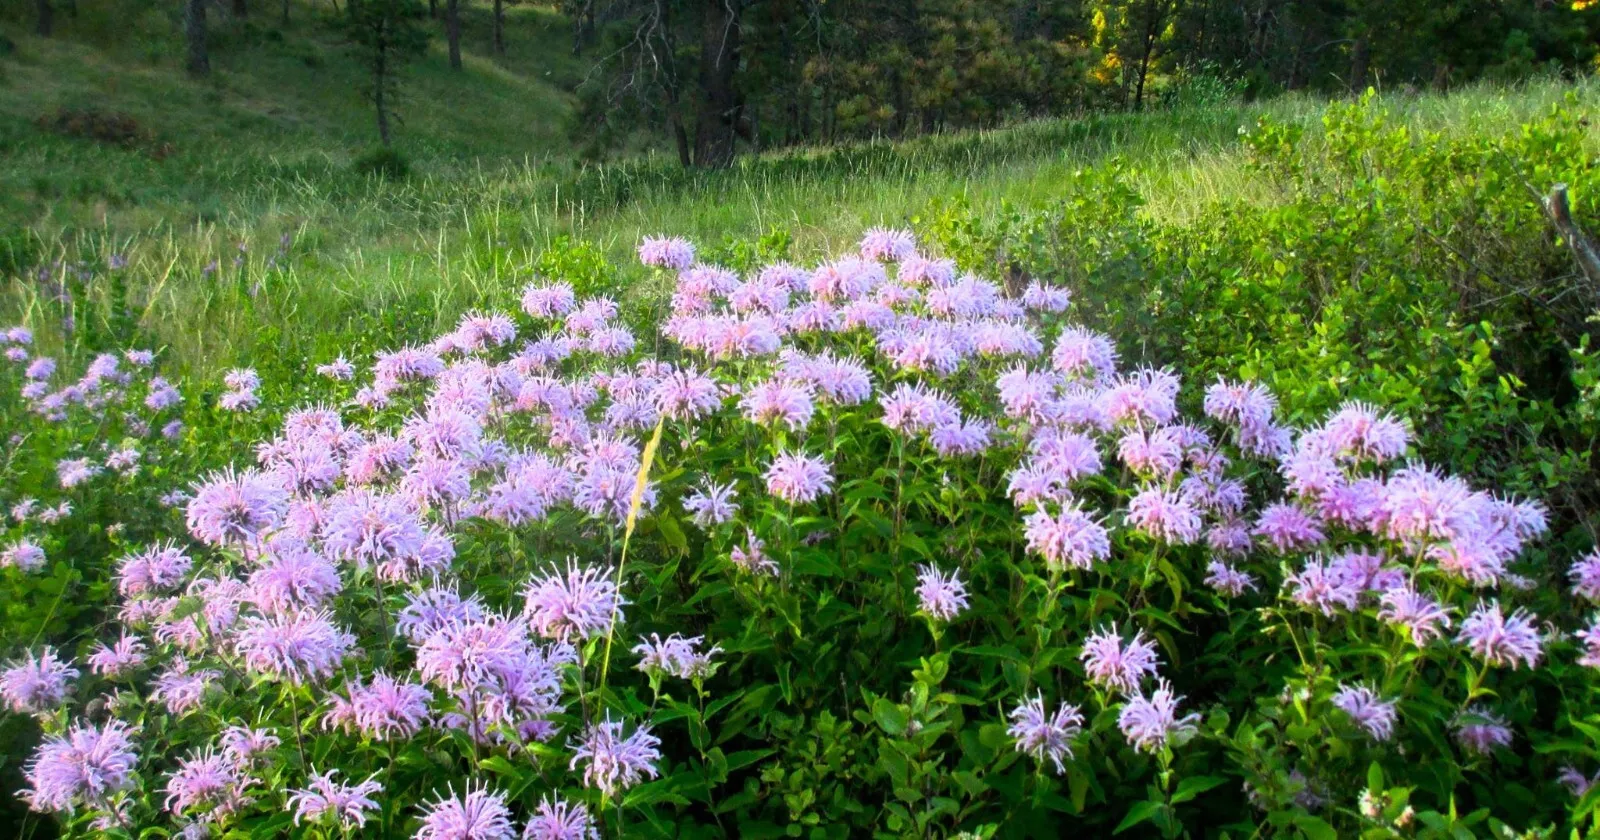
left=87, top=634, right=148, bottom=680
left=1332, top=684, right=1397, bottom=741
left=740, top=377, right=815, bottom=430
left=1320, top=401, right=1410, bottom=462
left=1576, top=617, right=1600, bottom=669
left=22, top=718, right=139, bottom=813
left=522, top=795, right=599, bottom=840
left=522, top=560, right=626, bottom=642
left=164, top=748, right=249, bottom=818
left=1203, top=560, right=1257, bottom=597
left=186, top=468, right=289, bottom=547
left=632, top=633, right=722, bottom=680
left=316, top=357, right=355, bottom=380
left=1377, top=584, right=1454, bottom=647
left=652, top=368, right=723, bottom=420
left=1051, top=327, right=1118, bottom=381
left=731, top=531, right=777, bottom=576
left=1253, top=504, right=1326, bottom=553
left=1126, top=487, right=1201, bottom=545
left=764, top=451, right=833, bottom=505
left=2, top=648, right=78, bottom=714
left=1118, top=679, right=1200, bottom=754
left=638, top=236, right=696, bottom=270
left=1024, top=504, right=1111, bottom=571
left=290, top=769, right=383, bottom=830
left=1570, top=549, right=1600, bottom=602
left=914, top=565, right=970, bottom=622
left=233, top=609, right=353, bottom=685
left=1080, top=625, right=1161, bottom=695
left=684, top=480, right=738, bottom=527
left=569, top=715, right=662, bottom=797
left=1456, top=601, right=1543, bottom=669
left=1452, top=706, right=1513, bottom=756
left=1283, top=556, right=1363, bottom=616
left=2, top=539, right=46, bottom=572
left=1006, top=693, right=1082, bottom=774
left=859, top=227, right=916, bottom=261
left=415, top=783, right=516, bottom=840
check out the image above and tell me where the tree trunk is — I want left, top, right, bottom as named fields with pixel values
left=281, top=0, right=289, bottom=25
left=375, top=36, right=392, bottom=146
left=1349, top=35, right=1370, bottom=92
left=36, top=0, right=52, bottom=36
left=429, top=0, right=436, bottom=17
left=232, top=0, right=247, bottom=18
left=1132, top=0, right=1162, bottom=110
left=185, top=0, right=210, bottom=77
left=492, top=0, right=503, bottom=56
left=691, top=0, right=741, bottom=168
left=446, top=0, right=462, bottom=69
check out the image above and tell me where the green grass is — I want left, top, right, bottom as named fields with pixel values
left=1, top=6, right=1597, bottom=376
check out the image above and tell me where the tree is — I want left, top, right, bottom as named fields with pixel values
left=232, top=0, right=248, bottom=18
left=493, top=0, right=504, bottom=56
left=345, top=0, right=431, bottom=146
left=36, top=0, right=52, bottom=36
left=185, top=0, right=209, bottom=77
left=446, top=0, right=462, bottom=68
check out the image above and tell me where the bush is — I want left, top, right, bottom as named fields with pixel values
left=353, top=146, right=412, bottom=180
left=0, top=215, right=1598, bottom=838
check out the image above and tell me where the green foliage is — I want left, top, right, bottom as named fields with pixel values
left=353, top=145, right=413, bottom=179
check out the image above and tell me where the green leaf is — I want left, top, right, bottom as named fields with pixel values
left=1170, top=775, right=1227, bottom=805
left=873, top=698, right=909, bottom=736
left=1114, top=800, right=1164, bottom=834
left=1293, top=815, right=1338, bottom=840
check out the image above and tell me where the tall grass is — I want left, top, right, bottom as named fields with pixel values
left=2, top=11, right=1595, bottom=377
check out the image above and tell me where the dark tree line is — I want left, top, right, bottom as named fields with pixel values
left=572, top=0, right=1600, bottom=166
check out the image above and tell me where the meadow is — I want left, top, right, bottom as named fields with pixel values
left=3, top=9, right=1600, bottom=840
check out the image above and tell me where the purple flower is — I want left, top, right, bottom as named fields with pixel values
left=1006, top=694, right=1083, bottom=774
left=633, top=633, right=722, bottom=680
left=57, top=457, right=100, bottom=488
left=1570, top=550, right=1600, bottom=602
left=569, top=715, right=662, bottom=796
left=741, top=378, right=815, bottom=430
left=1126, top=487, right=1201, bottom=545
left=1023, top=504, right=1111, bottom=571
left=165, top=748, right=249, bottom=818
left=246, top=548, right=343, bottom=616
left=684, top=480, right=738, bottom=527
left=1375, top=465, right=1480, bottom=544
left=316, top=357, right=355, bottom=380
left=290, top=769, right=383, bottom=830
left=1452, top=706, right=1513, bottom=756
left=25, top=357, right=56, bottom=380
left=2, top=648, right=77, bottom=714
left=219, top=727, right=280, bottom=770
left=397, top=585, right=487, bottom=643
left=1118, top=679, right=1200, bottom=754
left=652, top=368, right=723, bottom=420
left=224, top=368, right=260, bottom=391
left=1080, top=625, right=1161, bottom=695
left=1560, top=766, right=1600, bottom=797
left=116, top=542, right=193, bottom=596
left=414, top=783, right=516, bottom=840
left=186, top=468, right=289, bottom=547
left=416, top=613, right=528, bottom=693
left=1332, top=685, right=1397, bottom=741
left=234, top=609, right=353, bottom=685
left=1377, top=584, right=1454, bottom=647
left=1203, top=561, right=1257, bottom=597
left=523, top=561, right=626, bottom=642
left=2, top=539, right=46, bottom=572
left=731, top=531, right=777, bottom=576
left=152, top=658, right=220, bottom=715
left=638, top=236, right=696, bottom=270
left=1577, top=618, right=1600, bottom=669
left=343, top=672, right=434, bottom=739
left=859, top=227, right=916, bottom=261
left=1203, top=378, right=1277, bottom=430
left=1282, top=556, right=1362, bottom=616
left=522, top=795, right=598, bottom=840
left=87, top=634, right=147, bottom=680
left=1320, top=401, right=1409, bottom=462
left=522, top=282, right=578, bottom=319
left=321, top=490, right=427, bottom=572
left=914, top=565, right=970, bottom=622
left=1456, top=601, right=1543, bottom=669
left=22, top=719, right=139, bottom=813
left=764, top=451, right=834, bottom=505
left=1253, top=504, right=1326, bottom=553
left=1022, top=281, right=1072, bottom=313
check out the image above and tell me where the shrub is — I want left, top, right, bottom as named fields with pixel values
left=353, top=147, right=412, bottom=180
left=0, top=222, right=1597, bottom=839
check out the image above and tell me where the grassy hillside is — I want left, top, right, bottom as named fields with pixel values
left=0, top=8, right=1597, bottom=375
